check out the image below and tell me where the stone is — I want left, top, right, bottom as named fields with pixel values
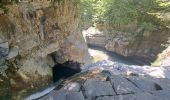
left=7, top=46, right=19, bottom=59
left=38, top=90, right=85, bottom=100
left=96, top=96, right=115, bottom=100
left=127, top=76, right=161, bottom=92
left=63, top=82, right=80, bottom=92
left=152, top=78, right=170, bottom=90
left=96, top=91, right=170, bottom=100
left=83, top=27, right=106, bottom=48
left=66, top=92, right=85, bottom=100
left=0, top=1, right=92, bottom=98
left=114, top=92, right=158, bottom=100
left=109, top=75, right=141, bottom=94
left=84, top=27, right=170, bottom=63
left=83, top=79, right=116, bottom=99
left=0, top=42, right=9, bottom=59
left=38, top=90, right=67, bottom=100
left=36, top=68, right=170, bottom=100
left=151, top=90, right=170, bottom=100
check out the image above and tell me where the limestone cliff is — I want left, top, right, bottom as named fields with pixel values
left=0, top=0, right=90, bottom=99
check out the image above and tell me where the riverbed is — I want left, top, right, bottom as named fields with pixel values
left=86, top=46, right=170, bottom=79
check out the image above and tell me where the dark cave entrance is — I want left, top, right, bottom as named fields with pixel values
left=52, top=61, right=82, bottom=83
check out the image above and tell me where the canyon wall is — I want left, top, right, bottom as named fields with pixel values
left=0, top=0, right=90, bottom=99
left=85, top=25, right=170, bottom=64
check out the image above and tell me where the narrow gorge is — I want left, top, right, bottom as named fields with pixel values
left=0, top=0, right=170, bottom=100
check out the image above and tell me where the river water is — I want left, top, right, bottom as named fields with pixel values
left=88, top=46, right=143, bottom=65
left=85, top=46, right=170, bottom=79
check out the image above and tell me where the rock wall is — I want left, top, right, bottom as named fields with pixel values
left=85, top=26, right=170, bottom=64
left=0, top=0, right=90, bottom=99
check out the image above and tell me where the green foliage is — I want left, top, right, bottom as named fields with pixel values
left=80, top=0, right=169, bottom=28
left=79, top=0, right=95, bottom=27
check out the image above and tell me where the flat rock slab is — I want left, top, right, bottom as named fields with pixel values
left=63, top=82, right=80, bottom=92
left=83, top=79, right=116, bottom=99
left=38, top=90, right=67, bottom=100
left=96, top=92, right=169, bottom=100
left=109, top=75, right=141, bottom=94
left=152, top=78, right=170, bottom=90
left=66, top=92, right=85, bottom=100
left=151, top=90, right=170, bottom=100
left=35, top=70, right=170, bottom=100
left=38, top=90, right=84, bottom=100
left=127, top=76, right=161, bottom=92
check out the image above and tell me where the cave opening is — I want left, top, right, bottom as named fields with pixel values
left=52, top=61, right=82, bottom=83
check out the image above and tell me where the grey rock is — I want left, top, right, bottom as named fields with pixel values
left=109, top=75, right=141, bottom=94
left=83, top=79, right=116, bottom=99
left=63, top=82, right=80, bottom=92
left=114, top=92, right=158, bottom=100
left=0, top=42, right=9, bottom=59
left=151, top=90, right=170, bottom=100
left=96, top=96, right=115, bottom=100
left=38, top=90, right=67, bottom=100
left=127, top=76, right=160, bottom=92
left=66, top=92, right=85, bottom=100
left=150, top=78, right=170, bottom=90
left=37, top=90, right=85, bottom=100
left=7, top=46, right=19, bottom=59
left=96, top=92, right=164, bottom=100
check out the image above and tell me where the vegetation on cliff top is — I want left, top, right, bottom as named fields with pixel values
left=80, top=0, right=170, bottom=29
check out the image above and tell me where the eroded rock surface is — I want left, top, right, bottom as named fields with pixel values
left=84, top=27, right=170, bottom=64
left=0, top=0, right=90, bottom=99
left=37, top=69, right=170, bottom=100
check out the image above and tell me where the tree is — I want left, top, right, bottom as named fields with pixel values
left=80, top=0, right=169, bottom=29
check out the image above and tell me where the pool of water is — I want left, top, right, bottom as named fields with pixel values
left=88, top=46, right=144, bottom=66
